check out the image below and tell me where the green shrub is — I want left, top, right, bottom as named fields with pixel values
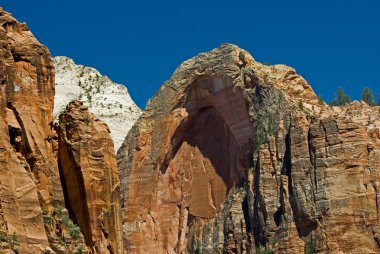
left=268, top=113, right=274, bottom=136
left=58, top=236, right=67, bottom=247
left=362, top=87, right=375, bottom=106
left=254, top=135, right=265, bottom=152
left=298, top=100, right=304, bottom=110
left=317, top=95, right=324, bottom=105
left=43, top=213, right=54, bottom=225
left=9, top=232, right=20, bottom=251
left=194, top=239, right=204, bottom=254
left=83, top=115, right=91, bottom=125
left=53, top=206, right=64, bottom=217
left=330, top=87, right=351, bottom=106
left=61, top=215, right=71, bottom=228
left=69, top=224, right=81, bottom=240
left=75, top=245, right=84, bottom=254
left=305, top=241, right=315, bottom=254
left=256, top=246, right=271, bottom=254
left=61, top=215, right=81, bottom=240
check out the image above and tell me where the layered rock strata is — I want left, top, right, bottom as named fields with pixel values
left=117, top=44, right=380, bottom=254
left=57, top=101, right=123, bottom=254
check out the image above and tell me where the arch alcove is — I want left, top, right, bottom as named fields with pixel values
left=120, top=72, right=256, bottom=253
left=158, top=75, right=253, bottom=224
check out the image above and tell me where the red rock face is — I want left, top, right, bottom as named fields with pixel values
left=0, top=9, right=106, bottom=254
left=118, top=44, right=380, bottom=254
left=57, top=101, right=124, bottom=254
left=0, top=8, right=61, bottom=204
left=0, top=8, right=62, bottom=253
left=1, top=7, right=379, bottom=253
left=118, top=70, right=254, bottom=253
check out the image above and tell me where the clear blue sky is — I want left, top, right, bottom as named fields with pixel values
left=3, top=1, right=380, bottom=108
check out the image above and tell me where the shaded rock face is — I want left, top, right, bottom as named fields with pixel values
left=57, top=101, right=123, bottom=254
left=117, top=44, right=380, bottom=253
left=0, top=8, right=63, bottom=253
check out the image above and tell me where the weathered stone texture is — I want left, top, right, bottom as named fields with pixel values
left=118, top=44, right=380, bottom=254
left=57, top=101, right=123, bottom=254
left=0, top=9, right=88, bottom=254
left=0, top=7, right=61, bottom=253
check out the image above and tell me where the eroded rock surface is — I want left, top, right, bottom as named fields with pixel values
left=0, top=7, right=62, bottom=253
left=57, top=101, right=123, bottom=254
left=0, top=8, right=95, bottom=254
left=332, top=101, right=380, bottom=130
left=117, top=44, right=380, bottom=254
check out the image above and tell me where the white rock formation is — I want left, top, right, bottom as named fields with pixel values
left=53, top=56, right=141, bottom=151
left=332, top=100, right=380, bottom=130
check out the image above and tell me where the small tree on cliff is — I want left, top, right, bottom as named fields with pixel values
left=330, top=87, right=351, bottom=106
left=362, top=87, right=375, bottom=106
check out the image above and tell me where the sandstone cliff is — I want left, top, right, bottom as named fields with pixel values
left=2, top=5, right=380, bottom=254
left=117, top=44, right=380, bottom=254
left=0, top=7, right=64, bottom=253
left=57, top=100, right=123, bottom=254
left=0, top=8, right=122, bottom=254
left=53, top=56, right=141, bottom=151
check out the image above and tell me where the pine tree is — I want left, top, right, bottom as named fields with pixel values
left=362, top=87, right=375, bottom=106
left=337, top=87, right=351, bottom=105
left=330, top=87, right=351, bottom=106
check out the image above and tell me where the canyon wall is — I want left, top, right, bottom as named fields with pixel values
left=117, top=44, right=380, bottom=254
left=0, top=7, right=62, bottom=253
left=2, top=6, right=380, bottom=254
left=0, top=8, right=122, bottom=254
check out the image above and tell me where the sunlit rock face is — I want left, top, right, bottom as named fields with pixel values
left=117, top=44, right=380, bottom=254
left=1, top=5, right=380, bottom=253
left=57, top=101, right=124, bottom=254
left=0, top=8, right=119, bottom=254
left=0, top=7, right=63, bottom=253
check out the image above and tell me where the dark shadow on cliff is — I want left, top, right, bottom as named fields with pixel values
left=159, top=77, right=253, bottom=192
